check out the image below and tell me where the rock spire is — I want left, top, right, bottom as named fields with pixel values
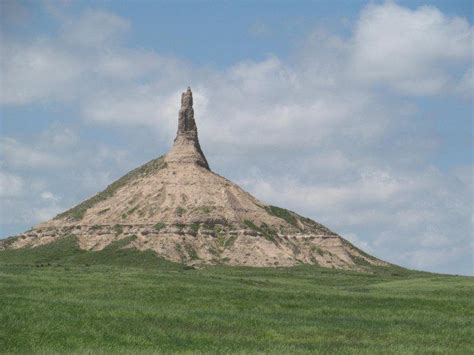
left=167, top=87, right=210, bottom=170
left=177, top=87, right=197, bottom=137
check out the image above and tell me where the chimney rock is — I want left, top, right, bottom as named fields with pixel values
left=167, top=87, right=210, bottom=170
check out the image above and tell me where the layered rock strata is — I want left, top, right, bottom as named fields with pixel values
left=0, top=87, right=388, bottom=271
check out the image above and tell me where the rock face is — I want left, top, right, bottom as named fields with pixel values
left=0, top=87, right=388, bottom=270
left=167, top=87, right=209, bottom=170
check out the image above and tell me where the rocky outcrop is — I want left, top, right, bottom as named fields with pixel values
left=177, top=87, right=197, bottom=138
left=0, top=87, right=389, bottom=271
left=1, top=221, right=386, bottom=269
left=166, top=87, right=209, bottom=170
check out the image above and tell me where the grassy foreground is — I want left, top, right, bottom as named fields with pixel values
left=0, top=237, right=473, bottom=354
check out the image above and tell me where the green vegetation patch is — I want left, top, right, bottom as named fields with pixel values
left=174, top=243, right=185, bottom=261
left=350, top=254, right=372, bottom=267
left=214, top=224, right=224, bottom=235
left=196, top=206, right=215, bottom=214
left=265, top=205, right=299, bottom=227
left=184, top=243, right=198, bottom=260
left=259, top=223, right=278, bottom=242
left=0, top=237, right=17, bottom=249
left=98, top=208, right=110, bottom=215
left=153, top=222, right=166, bottom=231
left=312, top=246, right=325, bottom=256
left=175, top=206, right=186, bottom=217
left=244, top=220, right=278, bottom=243
left=113, top=224, right=123, bottom=235
left=341, top=238, right=381, bottom=264
left=190, top=223, right=200, bottom=234
left=0, top=235, right=177, bottom=269
left=175, top=224, right=186, bottom=231
left=217, top=235, right=237, bottom=249
left=208, top=245, right=220, bottom=257
left=54, top=156, right=166, bottom=221
left=243, top=219, right=259, bottom=231
left=126, top=206, right=139, bottom=215
left=300, top=215, right=335, bottom=235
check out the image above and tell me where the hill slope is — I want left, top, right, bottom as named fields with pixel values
left=1, top=87, right=388, bottom=271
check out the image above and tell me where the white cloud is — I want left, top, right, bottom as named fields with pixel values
left=0, top=39, right=84, bottom=104
left=352, top=2, right=473, bottom=95
left=95, top=49, right=162, bottom=80
left=401, top=246, right=468, bottom=271
left=0, top=137, right=67, bottom=169
left=0, top=173, right=64, bottom=225
left=0, top=8, right=182, bottom=106
left=0, top=131, right=134, bottom=228
left=60, top=9, right=130, bottom=48
left=40, top=126, right=78, bottom=147
left=40, top=191, right=58, bottom=202
left=82, top=86, right=179, bottom=132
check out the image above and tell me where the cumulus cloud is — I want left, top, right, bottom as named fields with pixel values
left=352, top=2, right=473, bottom=95
left=0, top=137, right=67, bottom=169
left=60, top=9, right=130, bottom=48
left=0, top=39, right=85, bottom=104
left=0, top=126, right=135, bottom=227
left=0, top=8, right=184, bottom=106
left=39, top=126, right=78, bottom=147
left=82, top=86, right=179, bottom=133
left=0, top=171, right=63, bottom=225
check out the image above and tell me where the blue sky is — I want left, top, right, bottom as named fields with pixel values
left=1, top=0, right=472, bottom=275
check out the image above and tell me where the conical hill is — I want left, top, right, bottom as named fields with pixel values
left=1, top=88, right=388, bottom=270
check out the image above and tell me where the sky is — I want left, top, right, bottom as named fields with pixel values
left=0, top=0, right=472, bottom=275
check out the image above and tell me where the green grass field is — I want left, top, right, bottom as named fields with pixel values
left=1, top=237, right=473, bottom=354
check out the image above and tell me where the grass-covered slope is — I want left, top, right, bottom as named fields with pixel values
left=1, top=239, right=472, bottom=353
left=0, top=235, right=178, bottom=269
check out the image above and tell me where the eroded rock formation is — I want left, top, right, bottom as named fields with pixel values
left=167, top=87, right=209, bottom=170
left=0, top=87, right=388, bottom=271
